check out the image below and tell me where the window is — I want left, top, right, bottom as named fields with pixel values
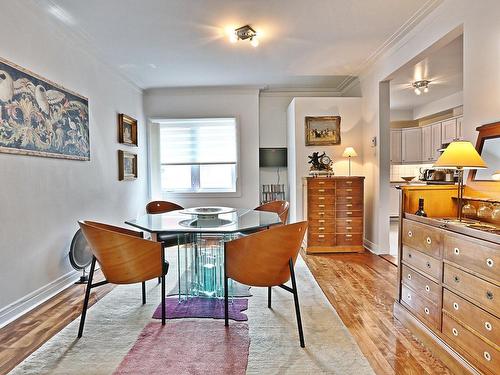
left=159, top=118, right=237, bottom=193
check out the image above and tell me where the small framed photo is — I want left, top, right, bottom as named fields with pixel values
left=305, top=116, right=341, bottom=146
left=118, top=150, right=138, bottom=180
left=118, top=114, right=138, bottom=146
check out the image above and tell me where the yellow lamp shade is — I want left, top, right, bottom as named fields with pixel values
left=342, top=147, right=358, bottom=158
left=434, top=141, right=487, bottom=169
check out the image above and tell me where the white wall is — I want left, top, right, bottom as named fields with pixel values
left=359, top=0, right=500, bottom=253
left=413, top=90, right=463, bottom=119
left=143, top=87, right=260, bottom=209
left=0, top=3, right=147, bottom=314
left=287, top=97, right=363, bottom=222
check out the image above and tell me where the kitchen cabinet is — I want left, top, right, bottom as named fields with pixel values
left=431, top=122, right=442, bottom=160
left=442, top=116, right=463, bottom=143
left=390, top=129, right=402, bottom=163
left=421, top=125, right=433, bottom=162
left=401, top=127, right=422, bottom=163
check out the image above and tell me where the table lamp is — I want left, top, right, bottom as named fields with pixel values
left=342, top=147, right=358, bottom=176
left=433, top=141, right=487, bottom=221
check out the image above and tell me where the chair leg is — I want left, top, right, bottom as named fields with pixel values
left=289, top=258, right=305, bottom=348
left=142, top=281, right=146, bottom=305
left=267, top=287, right=272, bottom=308
left=224, top=276, right=229, bottom=326
left=77, top=257, right=96, bottom=338
left=161, top=274, right=166, bottom=325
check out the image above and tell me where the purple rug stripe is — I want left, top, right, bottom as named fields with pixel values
left=113, top=321, right=249, bottom=375
left=152, top=297, right=248, bottom=321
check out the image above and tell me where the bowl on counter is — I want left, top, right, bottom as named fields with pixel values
left=401, top=176, right=416, bottom=183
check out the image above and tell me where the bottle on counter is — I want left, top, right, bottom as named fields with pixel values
left=415, top=198, right=427, bottom=217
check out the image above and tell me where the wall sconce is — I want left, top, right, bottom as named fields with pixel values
left=229, top=25, right=260, bottom=47
left=412, top=80, right=431, bottom=95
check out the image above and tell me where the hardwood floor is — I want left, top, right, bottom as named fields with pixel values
left=302, top=251, right=452, bottom=375
left=0, top=253, right=452, bottom=375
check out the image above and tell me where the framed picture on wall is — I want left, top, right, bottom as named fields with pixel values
left=118, top=113, right=138, bottom=146
left=305, top=116, right=341, bottom=146
left=118, top=150, right=138, bottom=180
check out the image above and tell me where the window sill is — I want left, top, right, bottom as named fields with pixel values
left=162, top=191, right=242, bottom=199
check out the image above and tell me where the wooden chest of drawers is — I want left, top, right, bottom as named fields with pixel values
left=305, top=176, right=364, bottom=253
left=396, top=214, right=500, bottom=375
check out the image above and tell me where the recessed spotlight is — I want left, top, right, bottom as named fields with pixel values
left=229, top=25, right=260, bottom=47
left=412, top=80, right=430, bottom=95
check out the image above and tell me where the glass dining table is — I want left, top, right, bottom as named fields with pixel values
left=125, top=208, right=281, bottom=300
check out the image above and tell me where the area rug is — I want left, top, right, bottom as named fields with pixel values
left=10, top=249, right=374, bottom=375
left=113, top=321, right=249, bottom=375
left=152, top=297, right=248, bottom=321
left=167, top=274, right=252, bottom=298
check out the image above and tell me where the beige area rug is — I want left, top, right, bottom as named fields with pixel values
left=9, top=249, right=374, bottom=375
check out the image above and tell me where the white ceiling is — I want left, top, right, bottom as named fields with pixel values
left=390, top=35, right=463, bottom=111
left=40, top=0, right=434, bottom=89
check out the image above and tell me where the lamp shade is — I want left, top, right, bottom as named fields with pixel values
left=434, top=141, right=487, bottom=169
left=342, top=147, right=358, bottom=158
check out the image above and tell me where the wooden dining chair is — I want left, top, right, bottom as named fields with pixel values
left=146, top=200, right=183, bottom=214
left=224, top=221, right=308, bottom=347
left=255, top=200, right=289, bottom=224
left=77, top=221, right=169, bottom=338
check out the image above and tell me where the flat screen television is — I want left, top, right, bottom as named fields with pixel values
left=259, top=148, right=287, bottom=168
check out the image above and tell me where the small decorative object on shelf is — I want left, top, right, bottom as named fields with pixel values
left=261, top=184, right=285, bottom=204
left=414, top=198, right=427, bottom=217
left=308, top=151, right=333, bottom=176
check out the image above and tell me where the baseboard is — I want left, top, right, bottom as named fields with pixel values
left=0, top=270, right=79, bottom=328
left=363, top=238, right=380, bottom=254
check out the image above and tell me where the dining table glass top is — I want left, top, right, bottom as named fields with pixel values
left=125, top=208, right=281, bottom=234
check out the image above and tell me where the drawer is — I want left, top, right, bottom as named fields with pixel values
left=336, top=210, right=363, bottom=218
left=336, top=179, right=363, bottom=189
left=402, top=247, right=442, bottom=281
left=309, top=224, right=335, bottom=234
left=336, top=218, right=363, bottom=233
left=442, top=313, right=500, bottom=375
left=308, top=202, right=333, bottom=213
left=401, top=264, right=441, bottom=303
left=308, top=195, right=335, bottom=205
left=401, top=284, right=440, bottom=329
left=336, top=187, right=362, bottom=197
left=336, top=233, right=363, bottom=246
left=309, top=218, right=335, bottom=227
left=336, top=201, right=363, bottom=211
left=443, top=264, right=500, bottom=316
left=444, top=233, right=500, bottom=283
left=402, top=219, right=443, bottom=258
left=443, top=288, right=500, bottom=347
left=308, top=187, right=335, bottom=196
left=308, top=233, right=335, bottom=247
left=308, top=179, right=335, bottom=188
left=308, top=210, right=334, bottom=219
left=336, top=195, right=363, bottom=205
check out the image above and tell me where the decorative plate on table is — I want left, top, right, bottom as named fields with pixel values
left=181, top=206, right=236, bottom=218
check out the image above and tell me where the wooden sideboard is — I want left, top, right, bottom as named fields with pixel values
left=304, top=176, right=364, bottom=253
left=395, top=185, right=500, bottom=375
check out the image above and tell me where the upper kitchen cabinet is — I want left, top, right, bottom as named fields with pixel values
left=441, top=116, right=463, bottom=143
left=421, top=125, right=433, bottom=162
left=390, top=129, right=402, bottom=164
left=401, top=127, right=422, bottom=163
left=431, top=122, right=442, bottom=160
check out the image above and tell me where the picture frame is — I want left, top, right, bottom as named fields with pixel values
left=305, top=116, right=341, bottom=146
left=118, top=150, right=138, bottom=180
left=118, top=113, right=138, bottom=146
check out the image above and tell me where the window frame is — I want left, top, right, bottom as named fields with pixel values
left=149, top=116, right=241, bottom=199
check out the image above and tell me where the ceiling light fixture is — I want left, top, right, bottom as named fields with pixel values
left=412, top=80, right=431, bottom=95
left=229, top=25, right=260, bottom=47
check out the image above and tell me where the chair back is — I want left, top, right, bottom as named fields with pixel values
left=146, top=200, right=183, bottom=214
left=78, top=221, right=163, bottom=284
left=255, top=200, right=289, bottom=224
left=225, top=221, right=307, bottom=287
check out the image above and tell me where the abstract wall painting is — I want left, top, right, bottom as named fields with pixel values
left=0, top=57, right=89, bottom=160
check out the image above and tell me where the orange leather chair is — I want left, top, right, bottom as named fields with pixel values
left=224, top=221, right=308, bottom=347
left=77, top=221, right=169, bottom=338
left=254, top=200, right=289, bottom=224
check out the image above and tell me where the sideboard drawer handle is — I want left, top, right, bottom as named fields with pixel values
left=346, top=226, right=352, bottom=230
left=318, top=220, right=325, bottom=223
left=346, top=204, right=353, bottom=207
left=318, top=227, right=325, bottom=231
left=454, top=247, right=460, bottom=255
left=346, top=189, right=352, bottom=192
left=486, top=291, right=494, bottom=300
left=346, top=181, right=353, bottom=184
left=346, top=234, right=353, bottom=238
left=319, top=181, right=325, bottom=185
left=346, top=211, right=352, bottom=215
left=319, top=212, right=324, bottom=215
left=452, top=328, right=458, bottom=336
left=408, top=230, right=413, bottom=238
left=318, top=189, right=325, bottom=193
left=484, top=351, right=491, bottom=362
left=454, top=275, right=460, bottom=283
left=424, top=307, right=430, bottom=315
left=485, top=321, right=492, bottom=331
left=486, top=258, right=494, bottom=268
left=426, top=237, right=432, bottom=245
left=318, top=204, right=325, bottom=208
left=425, top=285, right=430, bottom=292
left=346, top=219, right=352, bottom=223
left=346, top=196, right=353, bottom=200
left=318, top=197, right=325, bottom=200
left=407, top=274, right=412, bottom=280
left=453, top=302, right=459, bottom=310
left=318, top=234, right=325, bottom=238
left=426, top=262, right=431, bottom=269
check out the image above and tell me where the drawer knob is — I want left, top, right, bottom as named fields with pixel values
left=454, top=247, right=460, bottom=255
left=484, top=351, right=491, bottom=362
left=346, top=234, right=353, bottom=238
left=485, top=321, right=492, bottom=331
left=425, top=285, right=430, bottom=292
left=346, top=196, right=353, bottom=200
left=319, top=181, right=325, bottom=185
left=347, top=189, right=352, bottom=192
left=454, top=275, right=460, bottom=283
left=346, top=219, right=352, bottom=223
left=407, top=294, right=411, bottom=300
left=426, top=237, right=432, bottom=245
left=486, top=258, right=494, bottom=268
left=318, top=227, right=325, bottom=231
left=408, top=230, right=413, bottom=238
left=318, top=234, right=325, bottom=238
left=346, top=181, right=353, bottom=184
left=319, top=197, right=325, bottom=200
left=318, top=189, right=325, bottom=192
left=346, top=226, right=352, bottom=230
left=407, top=274, right=412, bottom=280
left=453, top=302, right=459, bottom=310
left=318, top=220, right=325, bottom=223
left=346, top=204, right=353, bottom=207
left=486, top=291, right=494, bottom=300
left=347, top=211, right=352, bottom=215
left=452, top=328, right=459, bottom=336
left=424, top=307, right=430, bottom=315
left=318, top=204, right=325, bottom=208
left=426, top=261, right=431, bottom=269
left=319, top=212, right=325, bottom=215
